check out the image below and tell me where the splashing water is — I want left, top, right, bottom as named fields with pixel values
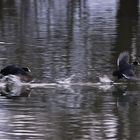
left=98, top=75, right=113, bottom=83
left=1, top=75, right=26, bottom=97
left=2, top=75, right=22, bottom=95
left=55, top=75, right=76, bottom=93
left=56, top=75, right=75, bottom=85
left=97, top=75, right=114, bottom=91
left=0, top=74, right=116, bottom=97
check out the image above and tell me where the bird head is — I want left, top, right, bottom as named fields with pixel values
left=132, top=59, right=140, bottom=66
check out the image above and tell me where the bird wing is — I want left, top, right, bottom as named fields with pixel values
left=0, top=65, right=26, bottom=76
left=122, top=69, right=139, bottom=80
left=117, top=51, right=130, bottom=68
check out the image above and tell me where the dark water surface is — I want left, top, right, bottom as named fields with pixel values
left=0, top=0, right=140, bottom=140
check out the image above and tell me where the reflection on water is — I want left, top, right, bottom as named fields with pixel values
left=0, top=0, right=140, bottom=140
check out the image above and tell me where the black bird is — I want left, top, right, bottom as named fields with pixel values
left=113, top=51, right=140, bottom=80
left=0, top=65, right=32, bottom=82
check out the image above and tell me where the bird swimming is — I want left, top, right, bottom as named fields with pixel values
left=0, top=65, right=32, bottom=82
left=113, top=51, right=140, bottom=80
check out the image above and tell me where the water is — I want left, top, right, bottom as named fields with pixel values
left=0, top=0, right=140, bottom=139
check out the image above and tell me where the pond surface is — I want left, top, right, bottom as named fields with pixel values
left=0, top=0, right=140, bottom=140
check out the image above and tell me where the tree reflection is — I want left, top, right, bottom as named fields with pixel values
left=114, top=0, right=139, bottom=54
left=0, top=1, right=138, bottom=139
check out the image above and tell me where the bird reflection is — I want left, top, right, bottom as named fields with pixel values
left=112, top=86, right=138, bottom=108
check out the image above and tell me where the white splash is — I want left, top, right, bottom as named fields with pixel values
left=1, top=75, right=23, bottom=97
left=0, top=74, right=116, bottom=97
left=56, top=75, right=76, bottom=93
left=97, top=75, right=113, bottom=91
left=99, top=75, right=113, bottom=83
left=56, top=75, right=75, bottom=86
left=0, top=41, right=13, bottom=45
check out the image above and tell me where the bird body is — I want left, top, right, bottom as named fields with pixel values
left=0, top=65, right=32, bottom=82
left=113, top=51, right=139, bottom=80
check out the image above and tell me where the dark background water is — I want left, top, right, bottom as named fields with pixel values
left=0, top=0, right=140, bottom=140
